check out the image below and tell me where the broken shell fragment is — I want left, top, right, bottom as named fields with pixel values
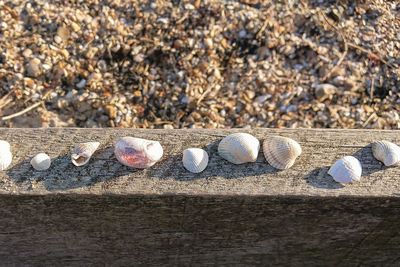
left=328, top=156, right=362, bottom=183
left=30, top=153, right=51, bottom=171
left=0, top=140, right=12, bottom=171
left=371, top=140, right=400, bottom=166
left=114, top=137, right=163, bottom=168
left=218, top=133, right=260, bottom=164
left=71, top=142, right=100, bottom=166
left=263, top=136, right=302, bottom=170
left=182, top=148, right=209, bottom=173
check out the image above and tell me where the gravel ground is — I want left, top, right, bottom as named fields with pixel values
left=0, top=0, right=399, bottom=129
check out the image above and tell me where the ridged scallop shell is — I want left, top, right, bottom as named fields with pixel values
left=218, top=133, right=260, bottom=164
left=263, top=136, right=302, bottom=170
left=0, top=140, right=12, bottom=171
left=328, top=156, right=362, bottom=183
left=114, top=137, right=163, bottom=168
left=371, top=140, right=400, bottom=166
left=182, top=148, right=209, bottom=173
left=71, top=142, right=100, bottom=166
left=30, top=153, right=51, bottom=171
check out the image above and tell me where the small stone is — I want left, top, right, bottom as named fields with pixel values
left=105, top=105, right=118, bottom=119
left=85, top=47, right=98, bottom=59
left=22, top=49, right=33, bottom=58
left=204, top=38, right=213, bottom=50
left=76, top=79, right=86, bottom=89
left=315, top=84, right=338, bottom=102
left=134, top=54, right=145, bottom=63
left=60, top=49, right=70, bottom=58
left=163, top=124, right=174, bottom=129
left=24, top=78, right=35, bottom=88
left=26, top=59, right=41, bottom=77
left=70, top=22, right=81, bottom=32
left=0, top=21, right=7, bottom=30
left=56, top=26, right=70, bottom=42
left=54, top=35, right=63, bottom=44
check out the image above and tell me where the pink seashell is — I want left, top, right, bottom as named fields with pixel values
left=114, top=137, right=163, bottom=168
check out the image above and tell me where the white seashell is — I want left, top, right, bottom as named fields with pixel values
left=328, top=156, right=362, bottom=183
left=0, top=151, right=12, bottom=171
left=114, top=137, right=163, bottom=168
left=0, top=140, right=12, bottom=170
left=218, top=133, right=260, bottom=164
left=263, top=136, right=302, bottom=170
left=0, top=140, right=10, bottom=151
left=71, top=142, right=100, bottom=166
left=371, top=140, right=400, bottom=166
left=182, top=148, right=209, bottom=173
left=30, top=153, right=51, bottom=171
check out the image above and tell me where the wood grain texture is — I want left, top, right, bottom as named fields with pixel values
left=0, top=128, right=399, bottom=266
left=0, top=128, right=399, bottom=197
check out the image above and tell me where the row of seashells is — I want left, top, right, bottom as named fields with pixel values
left=328, top=140, right=400, bottom=183
left=0, top=135, right=399, bottom=185
left=184, top=133, right=302, bottom=173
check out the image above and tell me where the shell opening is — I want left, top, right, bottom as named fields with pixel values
left=72, top=155, right=88, bottom=165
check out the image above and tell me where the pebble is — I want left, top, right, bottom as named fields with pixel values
left=315, top=84, right=338, bottom=102
left=26, top=59, right=41, bottom=77
left=76, top=79, right=86, bottom=89
left=204, top=38, right=213, bottom=50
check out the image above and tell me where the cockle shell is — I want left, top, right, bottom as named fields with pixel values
left=263, top=136, right=302, bottom=170
left=114, top=137, right=163, bottom=168
left=71, top=142, right=100, bottom=166
left=30, top=153, right=51, bottom=171
left=218, top=133, right=260, bottom=164
left=182, top=148, right=209, bottom=173
left=328, top=156, right=362, bottom=183
left=371, top=140, right=400, bottom=166
left=0, top=140, right=12, bottom=171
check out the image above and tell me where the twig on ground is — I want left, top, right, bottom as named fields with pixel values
left=0, top=88, right=16, bottom=111
left=320, top=11, right=392, bottom=70
left=370, top=75, right=375, bottom=100
left=1, top=102, right=42, bottom=121
left=319, top=11, right=348, bottom=82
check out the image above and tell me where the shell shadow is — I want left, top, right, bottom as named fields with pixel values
left=147, top=140, right=279, bottom=181
left=352, top=144, right=388, bottom=176
left=5, top=146, right=138, bottom=191
left=304, top=167, right=344, bottom=189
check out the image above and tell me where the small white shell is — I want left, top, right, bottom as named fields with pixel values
left=0, top=140, right=12, bottom=170
left=71, top=142, right=100, bottom=166
left=114, top=137, right=163, bottom=168
left=182, top=148, right=209, bottom=173
left=371, top=140, right=400, bottom=166
left=30, top=153, right=51, bottom=171
left=218, top=133, right=260, bottom=164
left=328, top=156, right=362, bottom=183
left=263, top=136, right=302, bottom=170
left=0, top=140, right=10, bottom=151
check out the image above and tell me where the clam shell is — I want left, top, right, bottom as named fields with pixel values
left=182, top=148, right=209, bottom=173
left=0, top=140, right=12, bottom=170
left=71, top=142, right=100, bottom=166
left=0, top=151, right=12, bottom=171
left=371, top=140, right=400, bottom=166
left=263, top=136, right=302, bottom=170
left=114, top=137, right=163, bottom=168
left=0, top=140, right=10, bottom=151
left=218, top=133, right=260, bottom=164
left=30, top=153, right=51, bottom=171
left=328, top=156, right=362, bottom=183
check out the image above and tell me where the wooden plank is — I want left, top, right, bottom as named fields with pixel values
left=0, top=128, right=399, bottom=197
left=0, top=128, right=399, bottom=265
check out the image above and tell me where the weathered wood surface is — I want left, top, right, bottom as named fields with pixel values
left=0, top=128, right=399, bottom=196
left=0, top=128, right=399, bottom=266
